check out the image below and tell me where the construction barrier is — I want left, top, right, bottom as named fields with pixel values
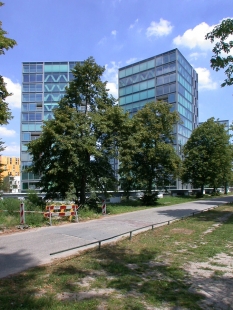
left=102, top=200, right=106, bottom=215
left=44, top=204, right=80, bottom=225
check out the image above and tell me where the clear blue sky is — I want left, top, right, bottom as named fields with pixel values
left=1, top=0, right=233, bottom=156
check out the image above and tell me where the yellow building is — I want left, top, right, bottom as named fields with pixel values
left=0, top=156, right=20, bottom=179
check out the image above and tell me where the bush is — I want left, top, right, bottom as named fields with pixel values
left=85, top=194, right=102, bottom=213
left=25, top=190, right=46, bottom=211
left=195, top=192, right=203, bottom=198
left=140, top=193, right=158, bottom=206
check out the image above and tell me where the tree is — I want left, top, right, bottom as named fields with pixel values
left=205, top=19, right=233, bottom=87
left=181, top=118, right=233, bottom=195
left=28, top=57, right=129, bottom=204
left=0, top=76, right=13, bottom=125
left=119, top=101, right=181, bottom=196
left=0, top=176, right=10, bottom=192
left=0, top=139, right=5, bottom=184
left=0, top=2, right=17, bottom=55
left=0, top=2, right=16, bottom=163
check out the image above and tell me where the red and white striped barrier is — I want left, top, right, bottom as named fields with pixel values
left=102, top=200, right=106, bottom=215
left=44, top=205, right=80, bottom=225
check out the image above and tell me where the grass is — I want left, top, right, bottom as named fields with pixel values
left=0, top=203, right=233, bottom=309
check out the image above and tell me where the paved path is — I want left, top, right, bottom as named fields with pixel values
left=0, top=196, right=232, bottom=279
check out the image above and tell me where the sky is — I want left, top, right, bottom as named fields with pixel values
left=0, top=0, right=233, bottom=157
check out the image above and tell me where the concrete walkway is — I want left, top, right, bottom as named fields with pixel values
left=0, top=195, right=232, bottom=279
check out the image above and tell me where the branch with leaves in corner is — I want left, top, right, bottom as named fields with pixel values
left=0, top=2, right=17, bottom=55
left=205, top=19, right=233, bottom=87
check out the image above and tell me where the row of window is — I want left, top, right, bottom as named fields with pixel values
left=177, top=52, right=192, bottom=75
left=178, top=84, right=192, bottom=103
left=178, top=74, right=192, bottom=94
left=22, top=113, right=42, bottom=121
left=178, top=94, right=192, bottom=112
left=44, top=73, right=72, bottom=83
left=119, top=79, right=155, bottom=96
left=119, top=68, right=155, bottom=87
left=156, top=62, right=176, bottom=76
left=156, top=82, right=176, bottom=96
left=23, top=64, right=43, bottom=73
left=180, top=115, right=193, bottom=130
left=23, top=73, right=73, bottom=84
left=122, top=98, right=157, bottom=113
left=21, top=144, right=28, bottom=152
left=22, top=182, right=39, bottom=190
left=22, top=93, right=42, bottom=102
left=23, top=74, right=43, bottom=83
left=44, top=93, right=64, bottom=102
left=178, top=64, right=192, bottom=85
left=22, top=123, right=42, bottom=132
left=21, top=162, right=31, bottom=170
left=22, top=103, right=59, bottom=112
left=178, top=104, right=192, bottom=121
left=119, top=88, right=155, bottom=105
left=44, top=83, right=68, bottom=92
left=156, top=73, right=176, bottom=86
left=23, top=84, right=43, bottom=92
left=22, top=133, right=40, bottom=142
left=119, top=59, right=155, bottom=78
left=178, top=124, right=192, bottom=139
left=22, top=103, right=42, bottom=111
left=156, top=52, right=176, bottom=66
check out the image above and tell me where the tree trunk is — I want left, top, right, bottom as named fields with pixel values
left=201, top=184, right=204, bottom=195
left=80, top=174, right=86, bottom=204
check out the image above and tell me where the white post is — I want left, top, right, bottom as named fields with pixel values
left=49, top=206, right=52, bottom=226
left=75, top=205, right=78, bottom=222
left=102, top=200, right=106, bottom=215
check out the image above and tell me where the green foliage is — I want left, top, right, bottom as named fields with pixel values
left=0, top=3, right=16, bottom=125
left=0, top=2, right=17, bottom=55
left=25, top=190, right=46, bottom=210
left=28, top=57, right=129, bottom=204
left=0, top=197, right=19, bottom=214
left=182, top=118, right=233, bottom=194
left=119, top=101, right=181, bottom=194
left=140, top=193, right=158, bottom=206
left=0, top=175, right=11, bottom=192
left=205, top=18, right=233, bottom=87
left=0, top=76, right=13, bottom=125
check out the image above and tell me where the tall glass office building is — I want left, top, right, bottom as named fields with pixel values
left=119, top=48, right=198, bottom=148
left=118, top=49, right=198, bottom=188
left=20, top=61, right=79, bottom=192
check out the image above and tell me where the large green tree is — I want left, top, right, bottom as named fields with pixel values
left=181, top=118, right=233, bottom=194
left=119, top=101, right=181, bottom=194
left=28, top=57, right=129, bottom=204
left=205, top=19, right=233, bottom=87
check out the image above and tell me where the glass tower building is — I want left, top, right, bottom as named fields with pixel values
left=119, top=48, right=198, bottom=148
left=20, top=61, right=80, bottom=192
left=118, top=49, right=198, bottom=188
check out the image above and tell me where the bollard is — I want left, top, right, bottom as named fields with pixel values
left=129, top=231, right=132, bottom=240
left=20, top=202, right=25, bottom=225
left=102, top=200, right=106, bottom=215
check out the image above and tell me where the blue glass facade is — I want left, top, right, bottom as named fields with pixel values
left=20, top=61, right=79, bottom=191
left=118, top=49, right=198, bottom=149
